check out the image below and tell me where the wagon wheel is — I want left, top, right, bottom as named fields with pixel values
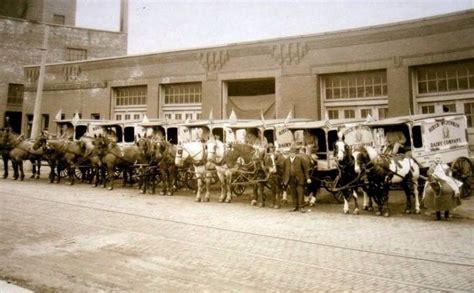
left=322, top=175, right=344, bottom=204
left=231, top=174, right=247, bottom=196
left=113, top=167, right=122, bottom=179
left=452, top=156, right=474, bottom=198
left=74, top=167, right=83, bottom=180
left=54, top=163, right=68, bottom=178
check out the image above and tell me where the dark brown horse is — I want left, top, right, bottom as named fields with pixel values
left=252, top=150, right=286, bottom=208
left=155, top=141, right=177, bottom=196
left=95, top=136, right=143, bottom=190
left=3, top=130, right=43, bottom=181
left=135, top=135, right=163, bottom=194
left=40, top=138, right=68, bottom=183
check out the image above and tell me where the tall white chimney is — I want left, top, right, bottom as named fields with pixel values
left=120, top=0, right=129, bottom=33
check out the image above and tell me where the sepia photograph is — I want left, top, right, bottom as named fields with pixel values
left=0, top=0, right=473, bottom=291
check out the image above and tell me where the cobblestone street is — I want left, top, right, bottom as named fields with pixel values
left=1, top=178, right=473, bottom=292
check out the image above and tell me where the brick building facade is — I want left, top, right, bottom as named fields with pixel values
left=23, top=10, right=474, bottom=147
left=0, top=0, right=127, bottom=133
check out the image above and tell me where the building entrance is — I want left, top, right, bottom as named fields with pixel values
left=4, top=111, right=22, bottom=134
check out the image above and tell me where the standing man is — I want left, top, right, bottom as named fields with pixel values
left=283, top=146, right=311, bottom=213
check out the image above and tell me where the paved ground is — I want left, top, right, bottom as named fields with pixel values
left=0, top=177, right=473, bottom=292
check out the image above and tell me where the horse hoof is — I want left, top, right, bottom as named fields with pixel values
left=35, top=176, right=40, bottom=179
left=218, top=198, right=224, bottom=203
left=415, top=209, right=421, bottom=214
left=274, top=205, right=280, bottom=209
left=258, top=202, right=264, bottom=208
left=405, top=210, right=411, bottom=214
left=353, top=209, right=360, bottom=215
left=30, top=175, right=35, bottom=179
left=160, top=192, right=165, bottom=196
left=140, top=190, right=145, bottom=194
left=225, top=199, right=231, bottom=203
left=375, top=211, right=382, bottom=216
left=167, top=193, right=173, bottom=196
left=108, top=187, right=113, bottom=191
left=195, top=198, right=201, bottom=202
left=383, top=212, right=390, bottom=217
left=251, top=200, right=257, bottom=206
left=204, top=198, right=210, bottom=202
left=344, top=210, right=349, bottom=214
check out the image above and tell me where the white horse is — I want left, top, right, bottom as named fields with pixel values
left=206, top=139, right=233, bottom=203
left=353, top=145, right=420, bottom=216
left=175, top=141, right=212, bottom=202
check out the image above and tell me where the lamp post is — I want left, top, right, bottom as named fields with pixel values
left=30, top=25, right=49, bottom=139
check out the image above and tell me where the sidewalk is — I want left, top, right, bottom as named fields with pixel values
left=0, top=280, right=32, bottom=293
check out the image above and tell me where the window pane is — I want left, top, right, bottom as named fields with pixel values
left=324, top=70, right=386, bottom=99
left=464, top=103, right=474, bottom=127
left=416, top=61, right=474, bottom=94
left=163, top=83, right=202, bottom=104
left=442, top=104, right=456, bottom=113
left=361, top=109, right=372, bottom=118
left=7, top=84, right=24, bottom=105
left=326, top=88, right=332, bottom=99
left=114, top=86, right=147, bottom=106
left=328, top=110, right=339, bottom=119
left=378, top=108, right=388, bottom=119
left=344, top=109, right=355, bottom=118
left=421, top=105, right=435, bottom=114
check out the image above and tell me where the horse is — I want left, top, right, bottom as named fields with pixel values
left=135, top=135, right=162, bottom=194
left=3, top=130, right=43, bottom=181
left=251, top=149, right=286, bottom=208
left=155, top=140, right=177, bottom=196
left=95, top=136, right=142, bottom=190
left=58, top=139, right=88, bottom=185
left=333, top=140, right=364, bottom=214
left=299, top=145, right=320, bottom=207
left=206, top=138, right=231, bottom=202
left=354, top=145, right=421, bottom=217
left=175, top=141, right=211, bottom=202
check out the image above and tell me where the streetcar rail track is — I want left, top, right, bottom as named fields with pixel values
left=2, top=191, right=474, bottom=269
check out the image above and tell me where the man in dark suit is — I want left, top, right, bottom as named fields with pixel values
left=283, top=146, right=311, bottom=213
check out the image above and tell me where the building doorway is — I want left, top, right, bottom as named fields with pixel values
left=4, top=111, right=22, bottom=134
left=225, top=78, right=275, bottom=119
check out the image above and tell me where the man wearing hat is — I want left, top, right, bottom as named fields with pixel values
left=283, top=146, right=311, bottom=212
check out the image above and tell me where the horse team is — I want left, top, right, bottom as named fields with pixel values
left=0, top=126, right=468, bottom=218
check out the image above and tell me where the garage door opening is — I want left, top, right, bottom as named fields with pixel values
left=226, top=78, right=275, bottom=119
